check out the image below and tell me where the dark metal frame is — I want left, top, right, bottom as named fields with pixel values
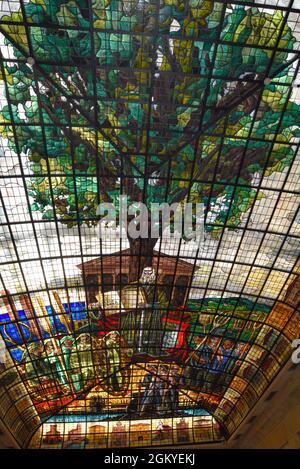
left=0, top=0, right=299, bottom=448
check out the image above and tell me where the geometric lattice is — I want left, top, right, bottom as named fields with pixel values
left=0, top=0, right=299, bottom=448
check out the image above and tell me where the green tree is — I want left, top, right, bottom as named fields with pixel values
left=0, top=0, right=299, bottom=279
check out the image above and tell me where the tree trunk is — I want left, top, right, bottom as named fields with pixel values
left=127, top=237, right=158, bottom=282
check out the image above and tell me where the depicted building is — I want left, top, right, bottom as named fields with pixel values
left=284, top=276, right=300, bottom=309
left=110, top=422, right=127, bottom=447
left=176, top=418, right=190, bottom=443
left=42, top=425, right=62, bottom=445
left=77, top=249, right=195, bottom=306
left=86, top=425, right=107, bottom=447
left=130, top=423, right=151, bottom=446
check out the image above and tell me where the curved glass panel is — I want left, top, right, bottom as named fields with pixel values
left=0, top=0, right=299, bottom=448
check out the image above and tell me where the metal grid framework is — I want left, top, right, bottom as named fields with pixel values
left=0, top=0, right=299, bottom=448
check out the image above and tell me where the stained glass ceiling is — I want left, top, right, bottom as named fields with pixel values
left=0, top=0, right=300, bottom=449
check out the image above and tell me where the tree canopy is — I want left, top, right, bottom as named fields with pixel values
left=0, top=0, right=299, bottom=233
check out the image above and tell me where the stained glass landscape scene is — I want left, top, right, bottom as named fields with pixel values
left=0, top=0, right=299, bottom=449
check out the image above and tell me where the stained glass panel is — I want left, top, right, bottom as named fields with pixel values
left=0, top=0, right=299, bottom=449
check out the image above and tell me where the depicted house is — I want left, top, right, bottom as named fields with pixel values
left=130, top=423, right=151, bottom=446
left=77, top=249, right=195, bottom=306
left=86, top=425, right=107, bottom=447
left=42, top=425, right=62, bottom=444
left=284, top=276, right=300, bottom=309
left=176, top=418, right=190, bottom=443
left=110, top=422, right=127, bottom=447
